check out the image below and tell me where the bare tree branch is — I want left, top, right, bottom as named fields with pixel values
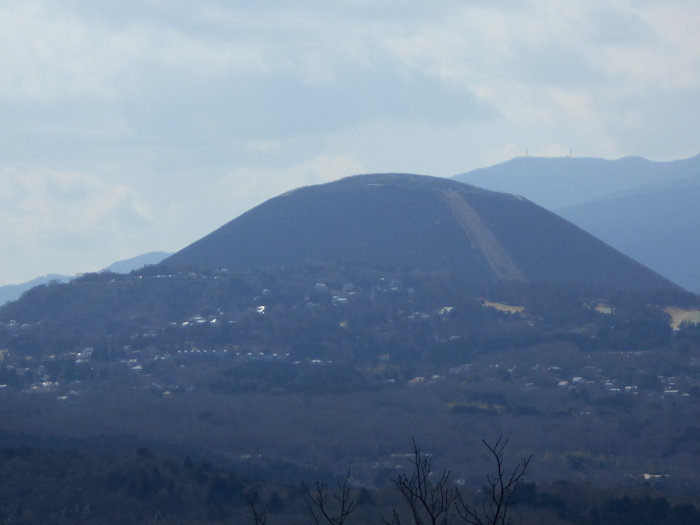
left=307, top=468, right=359, bottom=525
left=385, top=439, right=458, bottom=525
left=455, top=438, right=531, bottom=525
left=246, top=491, right=269, bottom=525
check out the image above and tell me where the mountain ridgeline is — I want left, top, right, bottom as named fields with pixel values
left=453, top=154, right=700, bottom=209
left=164, top=174, right=678, bottom=290
left=452, top=154, right=700, bottom=293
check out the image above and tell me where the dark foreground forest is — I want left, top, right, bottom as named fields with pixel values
left=1, top=442, right=699, bottom=525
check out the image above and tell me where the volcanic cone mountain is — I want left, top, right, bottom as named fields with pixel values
left=163, top=174, right=679, bottom=290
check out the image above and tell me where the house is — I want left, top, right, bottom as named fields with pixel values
left=449, top=364, right=471, bottom=375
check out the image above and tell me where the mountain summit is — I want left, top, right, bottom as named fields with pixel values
left=163, top=174, right=678, bottom=290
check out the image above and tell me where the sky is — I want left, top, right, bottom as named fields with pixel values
left=1, top=0, right=700, bottom=285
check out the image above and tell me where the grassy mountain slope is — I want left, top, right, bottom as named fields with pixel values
left=557, top=182, right=700, bottom=293
left=163, top=173, right=678, bottom=290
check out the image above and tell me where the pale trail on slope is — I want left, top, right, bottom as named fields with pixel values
left=441, top=191, right=526, bottom=281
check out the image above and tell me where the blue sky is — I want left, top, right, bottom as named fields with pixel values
left=1, top=0, right=699, bottom=284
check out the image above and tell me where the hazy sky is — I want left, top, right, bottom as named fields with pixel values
left=2, top=0, right=699, bottom=284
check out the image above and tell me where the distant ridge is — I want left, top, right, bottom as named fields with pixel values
left=0, top=251, right=173, bottom=306
left=557, top=183, right=700, bottom=293
left=451, top=153, right=700, bottom=293
left=453, top=154, right=700, bottom=209
left=0, top=274, right=71, bottom=306
left=163, top=174, right=678, bottom=290
left=104, top=251, right=173, bottom=274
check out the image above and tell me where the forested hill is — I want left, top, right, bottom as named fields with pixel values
left=1, top=264, right=700, bottom=496
left=163, top=174, right=679, bottom=290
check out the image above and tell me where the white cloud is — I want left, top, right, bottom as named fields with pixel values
left=244, top=140, right=282, bottom=155
left=4, top=0, right=698, bottom=142
left=481, top=144, right=527, bottom=168
left=382, top=0, right=700, bottom=142
left=612, top=2, right=700, bottom=90
left=217, top=155, right=365, bottom=208
left=0, top=167, right=149, bottom=284
left=0, top=2, right=268, bottom=101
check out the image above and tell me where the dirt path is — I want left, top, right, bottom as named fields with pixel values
left=441, top=191, right=525, bottom=281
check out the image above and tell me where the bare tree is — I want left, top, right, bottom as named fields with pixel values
left=384, top=439, right=459, bottom=525
left=307, top=469, right=359, bottom=525
left=455, top=438, right=531, bottom=525
left=246, top=491, right=269, bottom=525
left=249, top=438, right=528, bottom=525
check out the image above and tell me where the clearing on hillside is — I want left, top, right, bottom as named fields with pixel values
left=665, top=307, right=700, bottom=328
